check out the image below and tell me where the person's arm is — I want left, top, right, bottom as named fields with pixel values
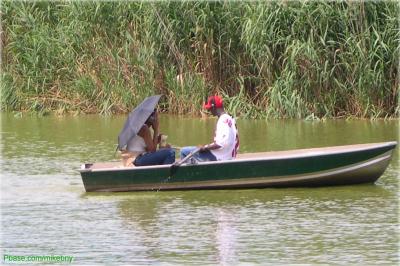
left=138, top=125, right=157, bottom=152
left=152, top=111, right=159, bottom=148
left=199, top=142, right=221, bottom=152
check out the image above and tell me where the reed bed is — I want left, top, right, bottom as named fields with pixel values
left=1, top=1, right=398, bottom=118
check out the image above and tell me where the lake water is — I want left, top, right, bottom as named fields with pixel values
left=1, top=113, right=399, bottom=264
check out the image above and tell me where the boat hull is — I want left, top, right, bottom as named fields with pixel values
left=79, top=142, right=396, bottom=192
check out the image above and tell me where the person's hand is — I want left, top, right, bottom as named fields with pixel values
left=198, top=145, right=208, bottom=153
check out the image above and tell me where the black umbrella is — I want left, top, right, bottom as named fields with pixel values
left=118, top=95, right=162, bottom=151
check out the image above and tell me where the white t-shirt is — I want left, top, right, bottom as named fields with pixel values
left=126, top=135, right=146, bottom=153
left=211, top=113, right=239, bottom=160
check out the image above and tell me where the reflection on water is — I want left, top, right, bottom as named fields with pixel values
left=96, top=185, right=398, bottom=265
left=216, top=208, right=237, bottom=265
left=1, top=113, right=399, bottom=264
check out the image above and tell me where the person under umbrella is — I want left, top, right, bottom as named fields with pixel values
left=125, top=109, right=175, bottom=166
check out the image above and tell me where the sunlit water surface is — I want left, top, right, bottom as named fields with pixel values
left=1, top=114, right=399, bottom=264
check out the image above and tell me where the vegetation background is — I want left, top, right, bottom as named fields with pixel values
left=1, top=1, right=399, bottom=118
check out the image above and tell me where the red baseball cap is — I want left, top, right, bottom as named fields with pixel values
left=203, top=95, right=223, bottom=110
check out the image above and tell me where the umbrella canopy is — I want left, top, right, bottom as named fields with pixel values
left=118, top=95, right=162, bottom=151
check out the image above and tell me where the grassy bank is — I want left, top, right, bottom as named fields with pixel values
left=1, top=1, right=399, bottom=118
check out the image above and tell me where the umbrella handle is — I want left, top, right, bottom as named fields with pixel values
left=114, top=144, right=120, bottom=158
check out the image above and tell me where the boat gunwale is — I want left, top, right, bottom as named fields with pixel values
left=79, top=141, right=397, bottom=173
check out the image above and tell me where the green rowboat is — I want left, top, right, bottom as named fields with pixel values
left=79, top=141, right=397, bottom=192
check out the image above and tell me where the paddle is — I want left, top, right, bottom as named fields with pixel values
left=169, top=147, right=201, bottom=177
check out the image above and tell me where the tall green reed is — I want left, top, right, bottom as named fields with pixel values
left=1, top=1, right=398, bottom=118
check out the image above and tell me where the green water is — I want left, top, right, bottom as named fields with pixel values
left=1, top=113, right=399, bottom=264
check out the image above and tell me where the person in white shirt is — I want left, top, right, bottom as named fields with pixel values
left=180, top=95, right=239, bottom=161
